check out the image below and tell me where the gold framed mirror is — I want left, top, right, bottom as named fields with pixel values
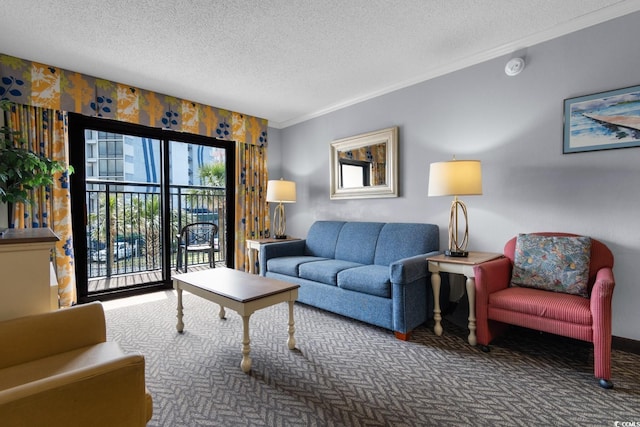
left=329, top=126, right=398, bottom=199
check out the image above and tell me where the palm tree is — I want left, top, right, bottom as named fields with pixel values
left=198, top=162, right=225, bottom=187
left=89, top=191, right=181, bottom=273
left=88, top=193, right=126, bottom=275
left=130, top=195, right=161, bottom=262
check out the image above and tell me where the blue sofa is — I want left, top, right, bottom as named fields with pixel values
left=259, top=221, right=441, bottom=340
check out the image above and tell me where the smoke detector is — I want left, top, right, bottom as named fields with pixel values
left=505, top=57, right=525, bottom=76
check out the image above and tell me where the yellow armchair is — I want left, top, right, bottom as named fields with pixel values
left=0, top=302, right=152, bottom=426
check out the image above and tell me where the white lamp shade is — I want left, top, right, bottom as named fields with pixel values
left=266, top=179, right=297, bottom=203
left=428, top=160, right=482, bottom=197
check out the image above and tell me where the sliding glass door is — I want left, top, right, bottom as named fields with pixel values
left=69, top=114, right=234, bottom=302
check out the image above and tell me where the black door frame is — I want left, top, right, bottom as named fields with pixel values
left=68, top=113, right=235, bottom=302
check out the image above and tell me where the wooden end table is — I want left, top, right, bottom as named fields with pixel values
left=172, top=268, right=300, bottom=373
left=427, top=252, right=503, bottom=346
left=246, top=236, right=299, bottom=274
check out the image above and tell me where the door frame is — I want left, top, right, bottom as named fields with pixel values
left=68, top=113, right=235, bottom=302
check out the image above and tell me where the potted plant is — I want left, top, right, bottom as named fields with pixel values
left=0, top=100, right=70, bottom=229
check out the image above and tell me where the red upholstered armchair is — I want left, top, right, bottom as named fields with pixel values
left=473, top=232, right=615, bottom=388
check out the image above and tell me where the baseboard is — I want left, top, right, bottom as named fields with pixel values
left=612, top=336, right=640, bottom=355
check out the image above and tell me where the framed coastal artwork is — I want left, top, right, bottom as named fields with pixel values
left=563, top=84, right=640, bottom=153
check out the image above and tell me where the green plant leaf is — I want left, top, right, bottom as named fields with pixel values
left=0, top=100, right=71, bottom=205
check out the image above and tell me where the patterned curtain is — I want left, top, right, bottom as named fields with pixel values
left=5, top=104, right=76, bottom=306
left=1, top=53, right=270, bottom=285
left=0, top=54, right=267, bottom=144
left=235, top=141, right=270, bottom=271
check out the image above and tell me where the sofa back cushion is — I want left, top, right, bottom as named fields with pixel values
left=304, top=221, right=346, bottom=258
left=335, top=222, right=385, bottom=264
left=374, top=223, right=439, bottom=266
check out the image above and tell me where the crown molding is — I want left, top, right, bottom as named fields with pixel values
left=270, top=1, right=640, bottom=129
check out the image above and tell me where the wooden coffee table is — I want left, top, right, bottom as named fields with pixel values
left=172, top=268, right=300, bottom=373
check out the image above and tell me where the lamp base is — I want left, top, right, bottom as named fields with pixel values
left=274, top=235, right=288, bottom=240
left=445, top=250, right=469, bottom=257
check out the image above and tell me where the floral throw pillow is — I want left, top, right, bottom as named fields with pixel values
left=510, top=234, right=591, bottom=297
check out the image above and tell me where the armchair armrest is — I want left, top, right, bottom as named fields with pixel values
left=390, top=251, right=440, bottom=285
left=589, top=267, right=615, bottom=382
left=473, top=257, right=512, bottom=304
left=590, top=267, right=615, bottom=329
left=0, top=345, right=148, bottom=427
left=473, top=257, right=512, bottom=346
left=0, top=302, right=106, bottom=369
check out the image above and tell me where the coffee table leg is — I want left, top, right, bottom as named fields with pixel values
left=287, top=300, right=296, bottom=350
left=241, top=315, right=252, bottom=373
left=176, top=287, right=184, bottom=333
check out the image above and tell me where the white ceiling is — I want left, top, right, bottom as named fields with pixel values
left=2, top=1, right=640, bottom=128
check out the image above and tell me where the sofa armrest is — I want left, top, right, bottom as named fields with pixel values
left=0, top=349, right=149, bottom=426
left=0, top=302, right=106, bottom=369
left=389, top=251, right=440, bottom=284
left=259, top=239, right=307, bottom=275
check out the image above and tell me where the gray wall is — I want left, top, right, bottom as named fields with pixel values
left=268, top=11, right=640, bottom=340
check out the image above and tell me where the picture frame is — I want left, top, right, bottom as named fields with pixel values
left=563, top=84, right=640, bottom=153
left=329, top=127, right=398, bottom=200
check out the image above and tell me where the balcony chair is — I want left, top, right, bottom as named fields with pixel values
left=176, top=222, right=218, bottom=272
left=473, top=232, right=615, bottom=388
left=0, top=302, right=153, bottom=426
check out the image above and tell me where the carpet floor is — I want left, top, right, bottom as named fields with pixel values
left=104, top=290, right=640, bottom=426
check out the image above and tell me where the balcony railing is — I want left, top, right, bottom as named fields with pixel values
left=85, top=180, right=226, bottom=282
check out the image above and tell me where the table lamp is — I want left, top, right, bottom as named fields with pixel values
left=266, top=178, right=296, bottom=239
left=428, top=157, right=482, bottom=257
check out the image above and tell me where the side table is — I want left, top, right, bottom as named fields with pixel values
left=246, top=236, right=300, bottom=274
left=427, top=251, right=503, bottom=345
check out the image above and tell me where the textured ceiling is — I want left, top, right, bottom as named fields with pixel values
left=2, top=1, right=640, bottom=128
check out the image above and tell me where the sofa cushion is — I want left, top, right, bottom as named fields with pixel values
left=266, top=256, right=327, bottom=277
left=510, top=234, right=591, bottom=297
left=375, top=223, right=439, bottom=266
left=489, top=287, right=592, bottom=325
left=337, top=265, right=391, bottom=298
left=334, top=222, right=384, bottom=264
left=299, top=259, right=364, bottom=286
left=305, top=221, right=346, bottom=258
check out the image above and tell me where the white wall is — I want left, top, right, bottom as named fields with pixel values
left=268, top=11, right=640, bottom=340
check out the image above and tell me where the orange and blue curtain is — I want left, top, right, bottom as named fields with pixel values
left=1, top=53, right=270, bottom=302
left=4, top=105, right=76, bottom=307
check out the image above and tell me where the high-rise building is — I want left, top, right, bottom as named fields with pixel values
left=84, top=130, right=223, bottom=187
